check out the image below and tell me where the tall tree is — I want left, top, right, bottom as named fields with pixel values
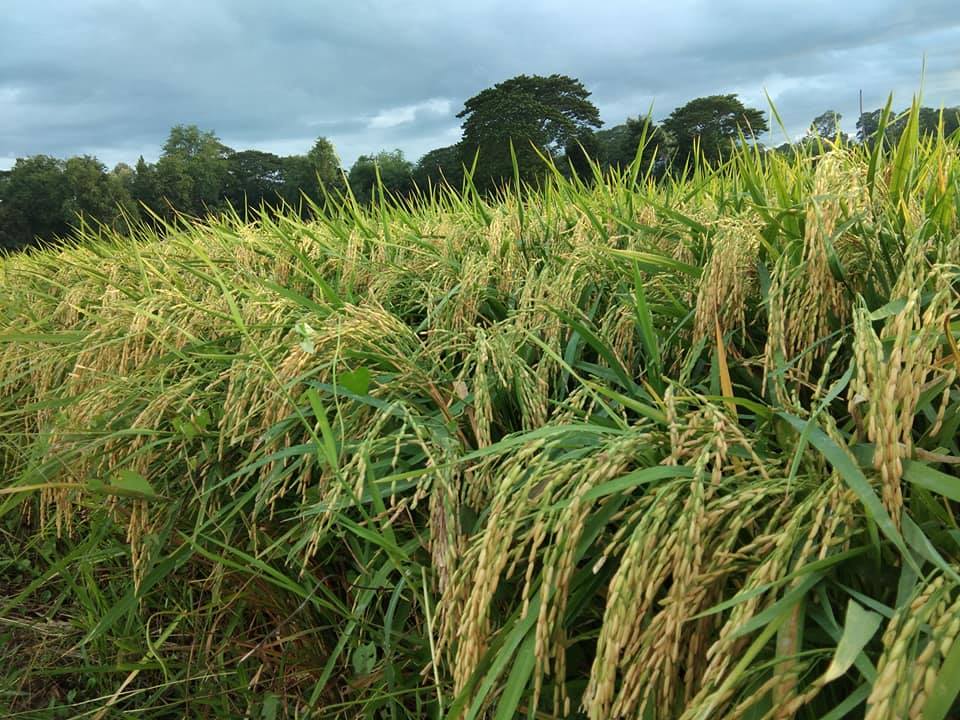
left=107, top=163, right=141, bottom=228
left=808, top=110, right=846, bottom=142
left=347, top=150, right=414, bottom=205
left=0, top=155, right=70, bottom=250
left=593, top=123, right=634, bottom=167
left=662, top=94, right=768, bottom=170
left=413, top=145, right=464, bottom=191
left=562, top=130, right=602, bottom=180
left=857, top=106, right=960, bottom=146
left=282, top=137, right=345, bottom=211
left=62, top=156, right=125, bottom=229
left=856, top=109, right=883, bottom=144
left=457, top=74, right=602, bottom=190
left=616, top=118, right=674, bottom=177
left=225, top=150, right=286, bottom=212
left=131, top=156, right=160, bottom=216
left=155, top=125, right=232, bottom=217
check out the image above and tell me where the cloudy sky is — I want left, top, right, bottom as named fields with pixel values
left=2, top=0, right=959, bottom=171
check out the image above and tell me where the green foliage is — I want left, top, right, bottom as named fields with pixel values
left=858, top=104, right=960, bottom=145
left=0, top=132, right=349, bottom=249
left=662, top=93, right=769, bottom=169
left=155, top=124, right=233, bottom=217
left=618, top=117, right=674, bottom=176
left=130, top=155, right=160, bottom=216
left=225, top=149, right=286, bottom=211
left=0, top=155, right=71, bottom=249
left=0, top=154, right=138, bottom=251
left=457, top=73, right=602, bottom=190
left=413, top=144, right=464, bottom=191
left=808, top=109, right=848, bottom=143
left=347, top=149, right=414, bottom=204
left=562, top=129, right=601, bottom=179
left=2, top=105, right=959, bottom=719
left=593, top=122, right=632, bottom=162
left=282, top=137, right=346, bottom=211
left=63, top=156, right=138, bottom=232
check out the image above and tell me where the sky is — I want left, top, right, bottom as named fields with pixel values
left=2, top=0, right=959, bottom=171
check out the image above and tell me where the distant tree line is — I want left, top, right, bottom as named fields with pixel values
left=0, top=127, right=346, bottom=252
left=2, top=73, right=958, bottom=252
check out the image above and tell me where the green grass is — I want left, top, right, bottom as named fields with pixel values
left=1, top=106, right=959, bottom=719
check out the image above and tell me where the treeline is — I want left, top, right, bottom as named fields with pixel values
left=0, top=127, right=346, bottom=252
left=2, top=73, right=958, bottom=252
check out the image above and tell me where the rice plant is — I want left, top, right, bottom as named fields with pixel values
left=1, top=102, right=959, bottom=719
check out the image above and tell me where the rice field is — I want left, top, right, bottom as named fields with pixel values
left=1, top=104, right=959, bottom=719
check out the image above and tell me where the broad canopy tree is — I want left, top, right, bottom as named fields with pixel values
left=347, top=150, right=414, bottom=205
left=858, top=105, right=960, bottom=145
left=662, top=94, right=768, bottom=169
left=282, top=137, right=345, bottom=211
left=457, top=74, right=602, bottom=190
left=0, top=154, right=137, bottom=251
left=225, top=150, right=286, bottom=212
left=808, top=110, right=847, bottom=143
left=564, top=117, right=672, bottom=180
left=0, top=156, right=71, bottom=249
left=155, top=125, right=233, bottom=218
left=618, top=117, right=673, bottom=177
left=562, top=130, right=602, bottom=180
left=62, top=156, right=137, bottom=231
left=412, top=145, right=464, bottom=191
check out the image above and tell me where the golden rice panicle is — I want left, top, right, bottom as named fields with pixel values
left=908, top=584, right=960, bottom=718
left=584, top=400, right=784, bottom=719
left=693, top=215, right=762, bottom=348
left=583, top=482, right=686, bottom=719
left=849, top=249, right=954, bottom=525
left=765, top=150, right=870, bottom=400
left=865, top=574, right=960, bottom=720
left=530, top=434, right=649, bottom=716
left=599, top=304, right=641, bottom=380
left=683, top=470, right=856, bottom=719
left=444, top=441, right=547, bottom=695
left=428, top=467, right=462, bottom=598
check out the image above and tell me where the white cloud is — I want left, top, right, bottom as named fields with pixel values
left=368, top=98, right=452, bottom=129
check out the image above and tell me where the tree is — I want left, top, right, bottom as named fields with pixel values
left=63, top=156, right=117, bottom=228
left=617, top=118, right=674, bottom=178
left=131, top=156, right=160, bottom=217
left=225, top=150, right=286, bottom=212
left=413, top=145, right=464, bottom=191
left=662, top=94, right=768, bottom=170
left=562, top=130, right=601, bottom=180
left=594, top=123, right=634, bottom=167
left=63, top=156, right=138, bottom=232
left=457, top=74, right=602, bottom=190
left=106, top=163, right=141, bottom=228
left=0, top=155, right=70, bottom=250
left=916, top=106, right=960, bottom=137
left=0, top=154, right=139, bottom=251
left=857, top=106, right=960, bottom=146
left=155, top=125, right=232, bottom=217
left=281, top=137, right=345, bottom=211
left=807, top=110, right=848, bottom=143
left=856, top=109, right=883, bottom=144
left=347, top=150, right=414, bottom=205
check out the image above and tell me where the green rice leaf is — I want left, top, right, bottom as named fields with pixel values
left=110, top=470, right=158, bottom=500
left=923, top=635, right=960, bottom=720
left=779, top=413, right=914, bottom=568
left=823, top=599, right=883, bottom=682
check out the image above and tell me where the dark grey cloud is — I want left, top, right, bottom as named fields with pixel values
left=2, top=0, right=958, bottom=170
